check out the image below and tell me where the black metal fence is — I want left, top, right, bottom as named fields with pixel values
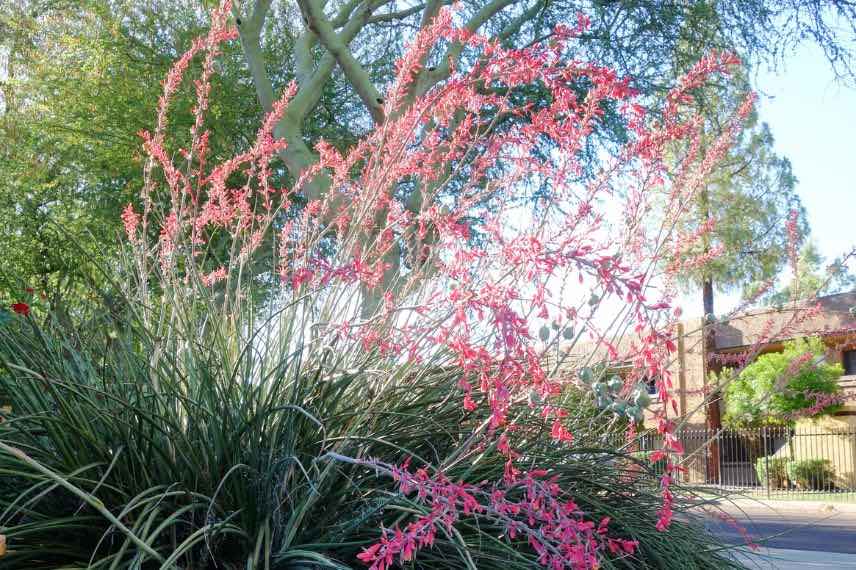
left=638, top=425, right=856, bottom=498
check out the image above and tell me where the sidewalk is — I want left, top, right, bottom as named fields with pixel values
left=711, top=497, right=856, bottom=515
left=734, top=547, right=856, bottom=569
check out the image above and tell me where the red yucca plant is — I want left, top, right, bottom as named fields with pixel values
left=119, top=2, right=755, bottom=567
left=1, top=2, right=791, bottom=569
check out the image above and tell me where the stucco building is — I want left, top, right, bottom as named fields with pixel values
left=654, top=290, right=856, bottom=430
left=649, top=291, right=856, bottom=488
left=564, top=290, right=856, bottom=489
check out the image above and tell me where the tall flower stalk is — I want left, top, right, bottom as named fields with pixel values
left=119, top=2, right=760, bottom=568
left=0, top=2, right=785, bottom=569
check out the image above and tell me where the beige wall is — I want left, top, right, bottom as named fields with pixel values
left=772, top=416, right=856, bottom=489
left=639, top=316, right=710, bottom=428
left=647, top=292, right=856, bottom=429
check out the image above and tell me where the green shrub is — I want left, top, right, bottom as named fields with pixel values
left=787, top=459, right=835, bottom=490
left=754, top=457, right=791, bottom=488
left=723, top=337, right=843, bottom=428
left=0, top=302, right=748, bottom=569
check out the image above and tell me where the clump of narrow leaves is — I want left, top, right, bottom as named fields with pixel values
left=1, top=1, right=757, bottom=568
left=0, top=304, right=741, bottom=569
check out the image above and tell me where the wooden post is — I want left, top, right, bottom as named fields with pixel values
left=702, top=278, right=722, bottom=483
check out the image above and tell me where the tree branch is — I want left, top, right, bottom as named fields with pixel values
left=497, top=0, right=545, bottom=44
left=288, top=1, right=377, bottom=124
left=294, top=29, right=318, bottom=88
left=278, top=2, right=383, bottom=204
left=419, top=0, right=447, bottom=29
left=330, top=0, right=365, bottom=28
left=244, top=0, right=273, bottom=34
left=297, top=0, right=386, bottom=124
left=368, top=4, right=425, bottom=25
left=419, top=0, right=516, bottom=95
left=233, top=0, right=275, bottom=112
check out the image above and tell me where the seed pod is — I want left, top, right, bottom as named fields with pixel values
left=634, top=387, right=652, bottom=408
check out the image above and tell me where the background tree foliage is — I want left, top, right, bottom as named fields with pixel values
left=2, top=0, right=856, bottom=308
left=722, top=336, right=843, bottom=427
left=758, top=243, right=856, bottom=306
left=0, top=0, right=287, bottom=305
left=671, top=99, right=805, bottom=317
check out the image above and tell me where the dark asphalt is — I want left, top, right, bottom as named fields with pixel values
left=707, top=505, right=856, bottom=554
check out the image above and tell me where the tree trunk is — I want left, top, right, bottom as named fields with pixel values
left=698, top=184, right=723, bottom=482
left=702, top=277, right=722, bottom=483
left=702, top=278, right=714, bottom=319
left=702, top=277, right=722, bottom=482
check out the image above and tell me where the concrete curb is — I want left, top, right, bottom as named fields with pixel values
left=733, top=547, right=856, bottom=569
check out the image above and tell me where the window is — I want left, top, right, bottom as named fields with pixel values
left=642, top=376, right=658, bottom=395
left=844, top=350, right=856, bottom=376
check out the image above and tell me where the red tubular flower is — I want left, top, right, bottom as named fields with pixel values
left=11, top=303, right=30, bottom=316
left=126, top=1, right=780, bottom=565
left=121, top=203, right=141, bottom=243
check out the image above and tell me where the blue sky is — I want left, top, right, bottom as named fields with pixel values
left=755, top=43, right=856, bottom=266
left=676, top=43, right=856, bottom=317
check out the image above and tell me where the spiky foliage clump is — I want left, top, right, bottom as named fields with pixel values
left=0, top=1, right=757, bottom=568
left=0, top=299, right=742, bottom=569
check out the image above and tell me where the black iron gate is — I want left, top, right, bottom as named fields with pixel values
left=638, top=425, right=856, bottom=498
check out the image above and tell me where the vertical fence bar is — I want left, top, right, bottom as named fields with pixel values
left=703, top=428, right=710, bottom=484
left=762, top=426, right=770, bottom=499
left=786, top=426, right=793, bottom=497
left=681, top=425, right=856, bottom=498
left=773, top=426, right=779, bottom=497
left=827, top=427, right=832, bottom=493
left=784, top=426, right=789, bottom=497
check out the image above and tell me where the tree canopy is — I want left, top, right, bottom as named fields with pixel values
left=669, top=105, right=806, bottom=314
left=759, top=243, right=856, bottom=306
left=722, top=336, right=843, bottom=427
left=3, top=0, right=856, bottom=305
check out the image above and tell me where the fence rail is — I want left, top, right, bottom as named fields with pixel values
left=637, top=425, right=856, bottom=498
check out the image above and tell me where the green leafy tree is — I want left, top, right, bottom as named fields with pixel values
left=760, top=243, right=856, bottom=305
left=657, top=50, right=807, bottom=320
left=4, top=0, right=856, bottom=307
left=692, top=114, right=804, bottom=318
left=722, top=336, right=843, bottom=427
left=0, top=0, right=291, bottom=304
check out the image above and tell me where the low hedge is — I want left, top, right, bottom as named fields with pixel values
left=787, top=459, right=835, bottom=490
left=754, top=457, right=790, bottom=488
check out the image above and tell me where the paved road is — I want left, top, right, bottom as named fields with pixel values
left=710, top=507, right=856, bottom=553
left=732, top=548, right=856, bottom=569
left=704, top=501, right=856, bottom=568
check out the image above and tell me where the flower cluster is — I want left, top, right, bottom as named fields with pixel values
left=354, top=460, right=638, bottom=570
left=127, top=2, right=765, bottom=567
